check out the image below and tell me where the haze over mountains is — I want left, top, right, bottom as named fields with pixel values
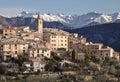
left=18, top=11, right=120, bottom=28
left=0, top=11, right=120, bottom=29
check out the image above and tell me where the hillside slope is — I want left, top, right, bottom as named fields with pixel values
left=65, top=23, right=120, bottom=52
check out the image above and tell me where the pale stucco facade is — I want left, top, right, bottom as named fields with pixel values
left=0, top=39, right=29, bottom=60
left=43, top=33, right=68, bottom=51
left=29, top=48, right=51, bottom=58
left=2, top=26, right=16, bottom=36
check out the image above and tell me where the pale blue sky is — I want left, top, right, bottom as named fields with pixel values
left=0, top=0, right=120, bottom=17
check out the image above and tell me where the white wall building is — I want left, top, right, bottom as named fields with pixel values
left=0, top=38, right=29, bottom=61
left=43, top=33, right=68, bottom=51
left=31, top=58, right=45, bottom=72
left=29, top=48, right=51, bottom=58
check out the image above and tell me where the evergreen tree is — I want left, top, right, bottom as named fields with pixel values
left=0, top=64, right=6, bottom=75
left=72, top=50, right=76, bottom=60
left=45, top=60, right=55, bottom=71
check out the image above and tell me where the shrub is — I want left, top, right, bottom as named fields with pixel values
left=45, top=60, right=55, bottom=71
left=0, top=63, right=6, bottom=75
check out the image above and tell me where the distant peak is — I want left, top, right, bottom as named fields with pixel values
left=113, top=12, right=120, bottom=15
left=17, top=11, right=120, bottom=28
left=21, top=11, right=29, bottom=14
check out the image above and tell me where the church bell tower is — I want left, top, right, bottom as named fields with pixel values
left=36, top=13, right=43, bottom=35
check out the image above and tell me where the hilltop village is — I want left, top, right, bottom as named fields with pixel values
left=0, top=14, right=120, bottom=82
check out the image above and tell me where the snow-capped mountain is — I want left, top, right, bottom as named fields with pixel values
left=18, top=11, right=120, bottom=28
left=110, top=12, right=120, bottom=21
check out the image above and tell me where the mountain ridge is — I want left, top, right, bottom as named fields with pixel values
left=1, top=11, right=120, bottom=29
left=64, top=23, right=120, bottom=52
left=17, top=11, right=120, bottom=28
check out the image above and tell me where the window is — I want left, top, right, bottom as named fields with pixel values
left=61, top=44, right=63, bottom=46
left=9, top=45, right=11, bottom=49
left=52, top=36, right=56, bottom=38
left=37, top=50, right=39, bottom=53
left=15, top=44, right=17, bottom=47
left=15, top=44, right=17, bottom=49
left=23, top=47, right=25, bottom=49
left=32, top=54, right=34, bottom=56
left=101, top=52, right=102, bottom=55
left=106, top=53, right=109, bottom=56
left=52, top=40, right=56, bottom=42
left=23, top=50, right=25, bottom=54
left=1, top=45, right=3, bottom=47
left=37, top=54, right=40, bottom=57
left=15, top=51, right=17, bottom=54
left=45, top=49, right=47, bottom=52
left=42, top=50, right=44, bottom=53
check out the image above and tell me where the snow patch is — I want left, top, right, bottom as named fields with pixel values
left=18, top=11, right=120, bottom=28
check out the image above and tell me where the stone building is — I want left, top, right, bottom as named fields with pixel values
left=23, top=58, right=45, bottom=72
left=0, top=38, right=29, bottom=61
left=78, top=42, right=119, bottom=60
left=35, top=13, right=43, bottom=39
left=43, top=33, right=68, bottom=51
left=30, top=58, right=45, bottom=72
left=29, top=47, right=51, bottom=58
left=1, top=26, right=16, bottom=38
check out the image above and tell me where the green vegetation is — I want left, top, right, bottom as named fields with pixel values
left=0, top=50, right=119, bottom=82
left=45, top=60, right=55, bottom=71
left=0, top=64, right=6, bottom=75
left=11, top=55, right=29, bottom=66
left=71, top=50, right=76, bottom=60
left=51, top=51, right=62, bottom=61
left=85, top=54, right=91, bottom=64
